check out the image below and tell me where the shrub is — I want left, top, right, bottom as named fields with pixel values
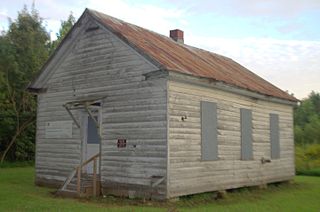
left=295, top=144, right=320, bottom=175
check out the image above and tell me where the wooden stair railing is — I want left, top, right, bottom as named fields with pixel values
left=59, top=153, right=100, bottom=197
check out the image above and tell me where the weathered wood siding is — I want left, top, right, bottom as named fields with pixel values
left=167, top=80, right=294, bottom=198
left=35, top=14, right=167, bottom=198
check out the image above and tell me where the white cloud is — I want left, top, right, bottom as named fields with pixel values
left=31, top=0, right=189, bottom=40
left=186, top=35, right=320, bottom=98
left=38, top=0, right=320, bottom=98
left=0, top=9, right=9, bottom=31
left=227, top=0, right=320, bottom=19
left=2, top=0, right=319, bottom=99
left=85, top=0, right=189, bottom=35
left=0, top=9, right=8, bottom=18
left=176, top=0, right=320, bottom=19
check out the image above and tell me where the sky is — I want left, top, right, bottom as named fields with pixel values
left=1, top=0, right=319, bottom=99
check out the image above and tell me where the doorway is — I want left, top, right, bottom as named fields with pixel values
left=83, top=106, right=101, bottom=174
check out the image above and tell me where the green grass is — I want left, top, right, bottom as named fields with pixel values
left=1, top=167, right=320, bottom=211
left=0, top=160, right=34, bottom=168
left=297, top=168, right=320, bottom=176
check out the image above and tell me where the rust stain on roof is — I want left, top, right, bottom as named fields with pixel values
left=89, top=9, right=297, bottom=102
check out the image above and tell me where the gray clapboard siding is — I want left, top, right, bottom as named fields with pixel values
left=35, top=15, right=167, bottom=197
left=34, top=9, right=295, bottom=200
left=168, top=80, right=294, bottom=198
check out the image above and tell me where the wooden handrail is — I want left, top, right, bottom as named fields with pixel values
left=77, top=153, right=100, bottom=196
left=78, top=153, right=100, bottom=169
left=77, top=167, right=81, bottom=193
left=93, top=158, right=97, bottom=197
left=60, top=153, right=100, bottom=196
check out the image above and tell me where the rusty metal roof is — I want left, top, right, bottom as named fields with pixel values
left=89, top=9, right=297, bottom=102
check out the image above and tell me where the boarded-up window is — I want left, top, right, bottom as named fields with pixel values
left=87, top=116, right=100, bottom=144
left=45, top=121, right=72, bottom=138
left=241, top=108, right=253, bottom=160
left=201, top=101, right=218, bottom=161
left=270, top=114, right=280, bottom=159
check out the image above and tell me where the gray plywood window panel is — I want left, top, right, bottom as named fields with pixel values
left=201, top=101, right=218, bottom=161
left=241, top=108, right=253, bottom=160
left=87, top=116, right=100, bottom=144
left=270, top=114, right=280, bottom=159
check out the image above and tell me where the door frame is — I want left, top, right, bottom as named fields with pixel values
left=80, top=103, right=102, bottom=174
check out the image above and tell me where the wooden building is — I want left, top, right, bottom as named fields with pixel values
left=28, top=9, right=298, bottom=199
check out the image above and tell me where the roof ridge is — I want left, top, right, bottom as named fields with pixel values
left=88, top=8, right=181, bottom=44
left=88, top=9, right=244, bottom=65
left=89, top=9, right=236, bottom=61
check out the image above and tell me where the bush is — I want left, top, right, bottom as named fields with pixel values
left=296, top=144, right=320, bottom=176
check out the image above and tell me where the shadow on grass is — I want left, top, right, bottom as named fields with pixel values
left=296, top=168, right=320, bottom=176
left=0, top=160, right=34, bottom=168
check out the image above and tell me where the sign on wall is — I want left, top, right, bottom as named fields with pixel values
left=117, top=139, right=126, bottom=148
left=45, top=121, right=73, bottom=138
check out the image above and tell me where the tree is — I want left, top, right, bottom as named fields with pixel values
left=294, top=91, right=320, bottom=145
left=309, top=91, right=320, bottom=115
left=304, top=115, right=320, bottom=144
left=50, top=13, right=75, bottom=54
left=0, top=5, right=50, bottom=163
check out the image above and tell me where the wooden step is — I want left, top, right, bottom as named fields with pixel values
left=63, top=180, right=101, bottom=194
left=57, top=153, right=101, bottom=198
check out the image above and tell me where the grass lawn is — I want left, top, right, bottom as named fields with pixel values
left=297, top=168, right=320, bottom=177
left=1, top=167, right=320, bottom=211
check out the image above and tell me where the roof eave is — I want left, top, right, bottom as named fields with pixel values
left=28, top=8, right=91, bottom=90
left=168, top=70, right=298, bottom=106
left=26, top=87, right=48, bottom=94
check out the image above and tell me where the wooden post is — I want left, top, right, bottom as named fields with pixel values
left=63, top=104, right=81, bottom=128
left=93, top=158, right=97, bottom=197
left=77, top=167, right=81, bottom=194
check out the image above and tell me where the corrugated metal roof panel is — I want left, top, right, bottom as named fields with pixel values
left=89, top=9, right=297, bottom=102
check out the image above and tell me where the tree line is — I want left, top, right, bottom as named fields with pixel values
left=0, top=5, right=319, bottom=163
left=294, top=91, right=320, bottom=145
left=294, top=92, right=320, bottom=173
left=0, top=5, right=75, bottom=163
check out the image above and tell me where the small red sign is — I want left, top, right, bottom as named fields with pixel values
left=117, top=139, right=126, bottom=148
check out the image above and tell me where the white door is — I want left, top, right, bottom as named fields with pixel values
left=84, top=111, right=100, bottom=174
